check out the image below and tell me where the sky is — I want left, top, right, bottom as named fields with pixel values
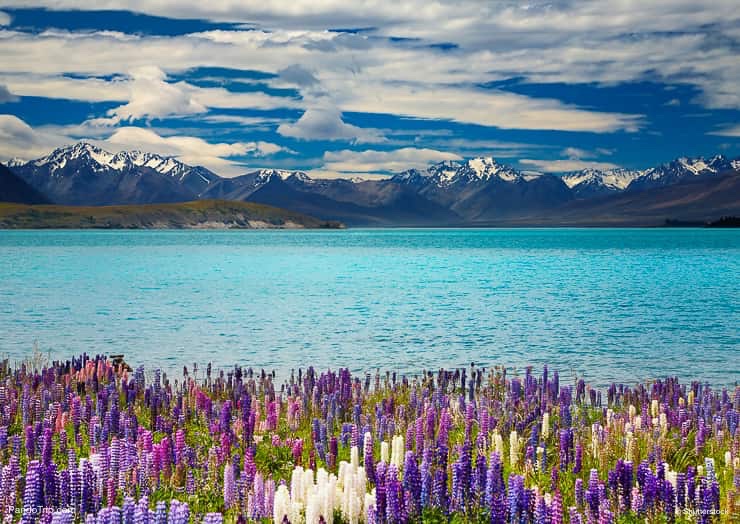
left=0, top=1, right=739, bottom=178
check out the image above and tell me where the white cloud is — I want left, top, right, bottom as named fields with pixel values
left=0, top=11, right=10, bottom=26
left=278, top=107, right=385, bottom=143
left=0, top=114, right=70, bottom=161
left=519, top=158, right=620, bottom=173
left=99, top=126, right=283, bottom=174
left=0, top=27, right=645, bottom=133
left=102, top=66, right=206, bottom=123
left=0, top=114, right=284, bottom=175
left=0, top=0, right=737, bottom=148
left=322, top=147, right=461, bottom=174
left=562, top=147, right=592, bottom=160
left=0, top=83, right=18, bottom=103
left=708, top=124, right=740, bottom=137
left=335, top=83, right=642, bottom=133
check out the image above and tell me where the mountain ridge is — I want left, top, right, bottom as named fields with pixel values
left=5, top=142, right=739, bottom=226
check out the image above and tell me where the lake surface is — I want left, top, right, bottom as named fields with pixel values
left=0, top=229, right=738, bottom=387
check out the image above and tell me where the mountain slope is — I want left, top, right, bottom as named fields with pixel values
left=0, top=200, right=342, bottom=229
left=243, top=176, right=460, bottom=226
left=8, top=142, right=739, bottom=226
left=11, top=143, right=219, bottom=205
left=513, top=171, right=740, bottom=226
left=393, top=158, right=573, bottom=221
left=0, top=163, right=50, bottom=204
left=561, top=155, right=737, bottom=198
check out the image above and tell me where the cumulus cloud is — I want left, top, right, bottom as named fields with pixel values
left=99, top=126, right=284, bottom=174
left=0, top=114, right=70, bottom=161
left=0, top=84, right=18, bottom=103
left=277, top=64, right=319, bottom=87
left=278, top=107, right=385, bottom=143
left=0, top=27, right=645, bottom=133
left=0, top=114, right=283, bottom=175
left=0, top=0, right=738, bottom=166
left=322, top=147, right=462, bottom=174
left=100, top=66, right=206, bottom=123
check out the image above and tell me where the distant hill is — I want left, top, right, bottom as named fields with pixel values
left=0, top=200, right=343, bottom=229
left=0, top=163, right=50, bottom=204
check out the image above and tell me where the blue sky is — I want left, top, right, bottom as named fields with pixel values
left=0, top=1, right=738, bottom=177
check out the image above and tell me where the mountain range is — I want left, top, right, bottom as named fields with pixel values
left=4, top=142, right=739, bottom=226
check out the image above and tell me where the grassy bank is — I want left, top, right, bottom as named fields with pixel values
left=0, top=200, right=344, bottom=229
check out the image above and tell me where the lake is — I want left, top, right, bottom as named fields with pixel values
left=0, top=228, right=737, bottom=387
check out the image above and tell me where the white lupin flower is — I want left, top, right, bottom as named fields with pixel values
left=351, top=445, right=360, bottom=470
left=635, top=416, right=642, bottom=430
left=606, top=409, right=614, bottom=427
left=651, top=399, right=659, bottom=418
left=659, top=413, right=668, bottom=436
left=629, top=405, right=636, bottom=419
left=291, top=466, right=305, bottom=505
left=664, top=463, right=677, bottom=489
left=493, top=430, right=504, bottom=456
left=542, top=412, right=550, bottom=440
left=625, top=431, right=635, bottom=463
left=336, top=447, right=370, bottom=524
left=303, top=468, right=315, bottom=505
left=509, top=430, right=520, bottom=467
left=724, top=451, right=732, bottom=468
left=591, top=424, right=598, bottom=456
left=274, top=484, right=291, bottom=524
left=380, top=441, right=390, bottom=464
left=536, top=446, right=544, bottom=472
left=390, top=435, right=404, bottom=468
left=688, top=391, right=694, bottom=406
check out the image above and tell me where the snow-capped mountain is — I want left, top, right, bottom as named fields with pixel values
left=393, top=157, right=523, bottom=187
left=3, top=143, right=738, bottom=225
left=9, top=142, right=221, bottom=205
left=561, top=155, right=737, bottom=198
left=627, top=155, right=735, bottom=192
left=561, top=168, right=641, bottom=198
left=389, top=156, right=573, bottom=221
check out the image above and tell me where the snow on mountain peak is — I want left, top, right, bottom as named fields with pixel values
left=561, top=168, right=639, bottom=191
left=460, top=156, right=520, bottom=182
left=24, top=141, right=217, bottom=182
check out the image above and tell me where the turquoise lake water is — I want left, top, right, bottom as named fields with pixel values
left=0, top=229, right=738, bottom=387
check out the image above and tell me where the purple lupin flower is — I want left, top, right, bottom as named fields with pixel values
left=551, top=490, right=564, bottom=524
left=585, top=469, right=600, bottom=518
left=573, top=443, right=583, bottom=474
left=223, top=463, right=236, bottom=509
left=385, top=464, right=402, bottom=523
left=364, top=433, right=375, bottom=485
left=21, top=460, right=42, bottom=524
left=402, top=451, right=421, bottom=517
left=420, top=445, right=432, bottom=508
left=431, top=468, right=448, bottom=511
left=574, top=478, right=584, bottom=507
left=569, top=507, right=584, bottom=524
left=534, top=494, right=547, bottom=524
